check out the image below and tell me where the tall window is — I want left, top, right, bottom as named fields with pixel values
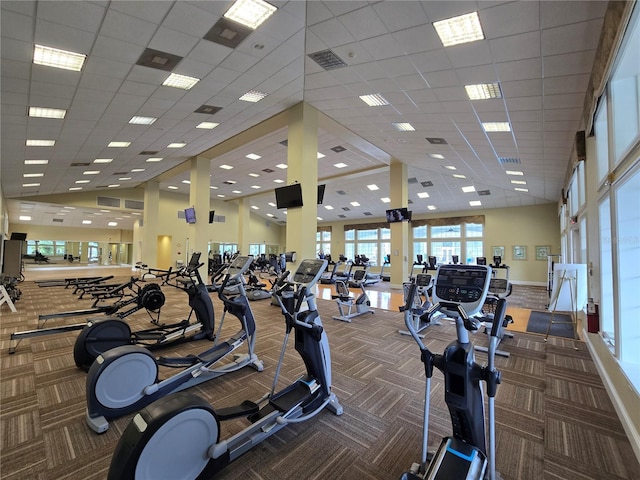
left=316, top=230, right=331, bottom=256
left=412, top=225, right=427, bottom=262
left=427, top=223, right=483, bottom=264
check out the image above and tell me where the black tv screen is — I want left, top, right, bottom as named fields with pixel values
left=275, top=183, right=303, bottom=209
left=10, top=232, right=27, bottom=241
left=385, top=207, right=409, bottom=223
left=184, top=207, right=196, bottom=224
left=209, top=210, right=215, bottom=224
left=317, top=184, right=326, bottom=204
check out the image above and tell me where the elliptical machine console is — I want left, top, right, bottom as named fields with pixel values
left=107, top=258, right=342, bottom=480
left=400, top=264, right=505, bottom=480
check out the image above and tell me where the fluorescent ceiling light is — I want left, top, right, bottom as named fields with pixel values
left=351, top=201, right=360, bottom=207
left=75, top=180, right=90, bottom=184
left=317, top=152, right=325, bottom=159
left=248, top=173, right=260, bottom=178
left=273, top=179, right=284, bottom=183
left=392, top=122, right=415, bottom=131
left=367, top=184, right=379, bottom=191
left=433, top=11, right=484, bottom=47
left=239, top=90, right=268, bottom=102
left=381, top=197, right=391, bottom=203
left=217, top=194, right=226, bottom=198
left=469, top=200, right=482, bottom=206
left=63, top=206, right=75, bottom=210
left=465, top=83, right=502, bottom=100
left=69, top=187, right=82, bottom=191
left=197, top=122, right=219, bottom=129
left=462, top=185, right=476, bottom=193
left=83, top=170, right=100, bottom=175
left=482, top=122, right=511, bottom=132
left=220, top=164, right=233, bottom=170
left=146, top=157, right=163, bottom=162
left=232, top=190, right=242, bottom=194
left=359, top=94, right=389, bottom=107
left=444, top=165, right=456, bottom=170
left=23, top=173, right=44, bottom=178
left=317, top=217, right=323, bottom=221
left=24, top=159, right=49, bottom=165
left=29, top=106, right=67, bottom=119
left=224, top=0, right=277, bottom=29
left=453, top=174, right=466, bottom=179
left=26, top=139, right=55, bottom=146
left=334, top=163, right=348, bottom=168
left=276, top=163, right=287, bottom=169
left=266, top=213, right=274, bottom=218
left=108, top=141, right=130, bottom=147
left=429, top=154, right=445, bottom=159
left=182, top=180, right=191, bottom=184
left=94, top=158, right=113, bottom=164
left=427, top=205, right=437, bottom=210
left=119, top=177, right=131, bottom=181
left=324, top=205, right=334, bottom=210
left=163, top=73, right=200, bottom=90
left=246, top=153, right=261, bottom=160
left=131, top=168, right=145, bottom=172
left=251, top=185, right=261, bottom=189
left=168, top=185, right=178, bottom=190
left=33, top=44, right=86, bottom=71
left=226, top=180, right=237, bottom=184
left=417, top=192, right=430, bottom=199
left=506, top=170, right=524, bottom=176
left=100, top=210, right=110, bottom=213
left=22, top=183, right=40, bottom=187
left=268, top=202, right=276, bottom=207
left=511, top=180, right=527, bottom=185
left=19, top=216, right=32, bottom=221
left=251, top=205, right=259, bottom=210
left=210, top=186, right=219, bottom=189
left=129, top=116, right=157, bottom=125
left=167, top=142, right=186, bottom=148
left=82, top=220, right=92, bottom=224
left=514, top=188, right=529, bottom=192
left=108, top=222, right=118, bottom=227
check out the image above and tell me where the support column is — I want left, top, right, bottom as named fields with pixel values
left=142, top=180, right=159, bottom=267
left=389, top=159, right=409, bottom=288
left=286, top=102, right=319, bottom=269
left=190, top=156, right=211, bottom=279
left=238, top=197, right=251, bottom=256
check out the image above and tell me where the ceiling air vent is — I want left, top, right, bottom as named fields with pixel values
left=136, top=48, right=182, bottom=72
left=331, top=145, right=346, bottom=153
left=408, top=177, right=418, bottom=184
left=342, top=207, right=350, bottom=211
left=338, top=215, right=346, bottom=219
left=421, top=181, right=434, bottom=187
left=97, top=196, right=121, bottom=208
left=279, top=140, right=288, bottom=146
left=140, top=150, right=159, bottom=155
left=308, top=49, right=347, bottom=71
left=125, top=199, right=144, bottom=210
left=426, top=137, right=447, bottom=145
left=336, top=190, right=347, bottom=195
left=499, top=157, right=521, bottom=164
left=204, top=17, right=252, bottom=49
left=52, top=218, right=64, bottom=223
left=194, top=105, right=222, bottom=115
left=71, top=162, right=91, bottom=167
left=363, top=212, right=373, bottom=216
left=408, top=199, right=414, bottom=204
left=262, top=168, right=274, bottom=173
left=478, top=190, right=491, bottom=196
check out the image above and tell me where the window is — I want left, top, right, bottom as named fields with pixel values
left=431, top=225, right=461, bottom=238
left=344, top=227, right=387, bottom=266
left=431, top=241, right=461, bottom=264
left=316, top=230, right=331, bottom=256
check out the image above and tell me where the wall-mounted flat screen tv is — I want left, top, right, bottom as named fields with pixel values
left=184, top=207, right=197, bottom=224
left=209, top=210, right=215, bottom=224
left=385, top=207, right=410, bottom=223
left=317, top=184, right=326, bottom=204
left=275, top=183, right=303, bottom=209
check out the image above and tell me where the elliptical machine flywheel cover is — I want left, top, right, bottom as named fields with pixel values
left=73, top=318, right=132, bottom=371
left=139, top=283, right=165, bottom=310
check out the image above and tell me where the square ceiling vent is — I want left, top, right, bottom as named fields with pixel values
left=204, top=17, right=252, bottom=49
left=136, top=48, right=183, bottom=71
left=195, top=105, right=222, bottom=115
left=308, top=49, right=347, bottom=71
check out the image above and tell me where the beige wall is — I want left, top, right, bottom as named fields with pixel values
left=321, top=203, right=560, bottom=285
left=5, top=223, right=133, bottom=243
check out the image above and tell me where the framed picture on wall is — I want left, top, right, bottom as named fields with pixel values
left=512, top=245, right=527, bottom=260
left=535, top=245, right=551, bottom=261
left=492, top=246, right=504, bottom=258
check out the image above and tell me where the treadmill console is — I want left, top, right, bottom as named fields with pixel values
left=292, top=259, right=328, bottom=288
left=432, top=265, right=492, bottom=317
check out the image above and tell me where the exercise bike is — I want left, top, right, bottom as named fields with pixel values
left=84, top=255, right=263, bottom=433
left=332, top=268, right=374, bottom=322
left=73, top=252, right=215, bottom=370
left=400, top=264, right=504, bottom=480
left=107, top=258, right=343, bottom=480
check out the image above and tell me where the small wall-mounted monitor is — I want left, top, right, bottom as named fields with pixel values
left=184, top=207, right=196, bottom=224
left=385, top=207, right=409, bottom=223
left=317, top=184, right=326, bottom=204
left=275, top=183, right=303, bottom=209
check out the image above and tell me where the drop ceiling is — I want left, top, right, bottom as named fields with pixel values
left=1, top=1, right=608, bottom=229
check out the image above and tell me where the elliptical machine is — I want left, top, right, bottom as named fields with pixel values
left=83, top=255, right=262, bottom=433
left=332, top=268, right=374, bottom=322
left=400, top=264, right=504, bottom=480
left=107, top=258, right=342, bottom=480
left=398, top=273, right=442, bottom=338
left=73, top=253, right=214, bottom=370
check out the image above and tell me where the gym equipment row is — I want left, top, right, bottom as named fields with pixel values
left=106, top=258, right=342, bottom=480
left=332, top=268, right=374, bottom=322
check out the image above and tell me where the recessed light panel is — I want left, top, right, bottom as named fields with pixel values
left=359, top=94, right=389, bottom=106
left=23, top=173, right=44, bottom=178
left=465, top=83, right=502, bottom=100
left=83, top=170, right=100, bottom=175
left=19, top=215, right=32, bottom=221
left=246, top=153, right=261, bottom=160
left=26, top=139, right=55, bottom=146
left=381, top=197, right=391, bottom=203
left=196, top=122, right=220, bottom=129
left=433, top=11, right=484, bottom=47
left=427, top=205, right=437, bottom=210
left=24, top=159, right=49, bottom=165
left=462, top=185, right=476, bottom=193
left=168, top=186, right=178, bottom=190
left=29, top=106, right=67, bottom=118
left=392, top=122, right=415, bottom=131
left=108, top=141, right=131, bottom=147
left=108, top=222, right=118, bottom=227
left=351, top=201, right=360, bottom=207
left=22, top=184, right=39, bottom=187
left=417, top=192, right=430, bottom=198
left=515, top=188, right=529, bottom=192
left=163, top=73, right=199, bottom=90
left=469, top=200, right=482, bottom=206
left=82, top=220, right=92, bottom=224
left=33, top=44, right=86, bottom=71
left=239, top=90, right=268, bottom=102
left=482, top=122, right=511, bottom=132
left=129, top=116, right=157, bottom=125
left=429, top=153, right=445, bottom=159
left=224, top=0, right=277, bottom=29
left=167, top=142, right=186, bottom=148
left=334, top=163, right=347, bottom=168
left=506, top=170, right=524, bottom=176
left=94, top=158, right=113, bottom=163
left=146, top=157, right=163, bottom=162
left=367, top=184, right=379, bottom=191
left=220, top=164, right=233, bottom=170
left=276, top=164, right=287, bottom=169
left=511, top=180, right=527, bottom=185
